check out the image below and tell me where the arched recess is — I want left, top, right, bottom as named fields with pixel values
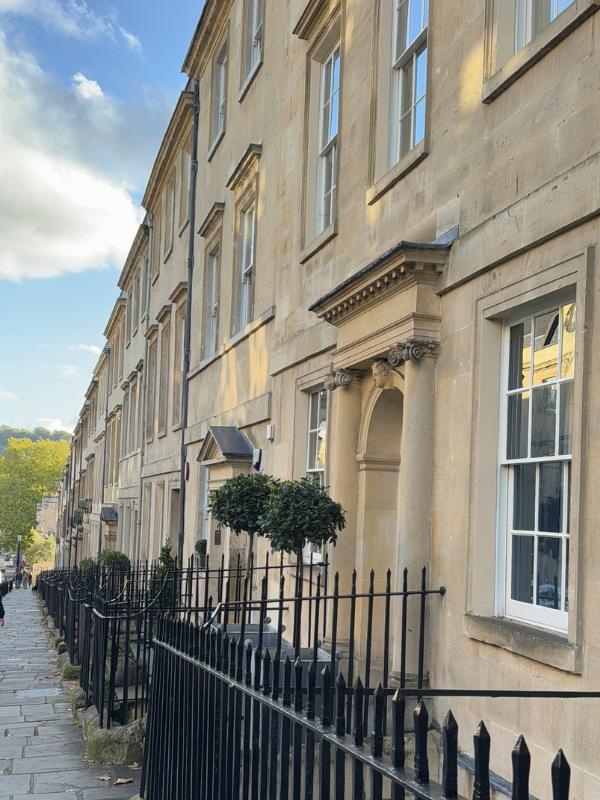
left=353, top=369, right=404, bottom=671
left=355, top=369, right=405, bottom=589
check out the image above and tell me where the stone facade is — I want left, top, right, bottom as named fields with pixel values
left=56, top=0, right=600, bottom=794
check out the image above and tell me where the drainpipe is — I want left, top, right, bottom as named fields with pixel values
left=67, top=436, right=77, bottom=569
left=177, top=79, right=200, bottom=567
left=75, top=425, right=84, bottom=567
left=98, top=345, right=112, bottom=559
left=135, top=215, right=154, bottom=563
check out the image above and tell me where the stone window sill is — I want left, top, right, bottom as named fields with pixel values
left=483, top=0, right=600, bottom=103
left=366, top=139, right=428, bottom=206
left=238, top=59, right=263, bottom=104
left=208, top=128, right=225, bottom=163
left=188, top=305, right=276, bottom=380
left=300, top=222, right=337, bottom=264
left=464, top=613, right=581, bottom=674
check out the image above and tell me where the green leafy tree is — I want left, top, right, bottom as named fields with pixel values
left=209, top=472, right=276, bottom=569
left=23, top=528, right=56, bottom=567
left=0, top=426, right=71, bottom=454
left=98, top=550, right=130, bottom=570
left=260, top=477, right=346, bottom=573
left=0, top=437, right=69, bottom=551
left=150, top=543, right=176, bottom=608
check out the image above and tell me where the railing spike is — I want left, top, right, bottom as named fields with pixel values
left=473, top=721, right=491, bottom=800
left=413, top=700, right=429, bottom=784
left=512, top=735, right=530, bottom=800
left=442, top=709, right=458, bottom=799
left=552, top=749, right=571, bottom=800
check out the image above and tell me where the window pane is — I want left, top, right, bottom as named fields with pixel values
left=560, top=303, right=575, bottom=379
left=538, top=462, right=562, bottom=533
left=329, top=90, right=339, bottom=140
left=532, top=0, right=551, bottom=38
left=556, top=0, right=574, bottom=14
left=564, top=539, right=569, bottom=611
left=533, top=310, right=559, bottom=385
left=316, top=428, right=327, bottom=471
left=309, top=393, right=319, bottom=430
left=415, top=47, right=427, bottom=99
left=507, top=391, right=529, bottom=459
left=308, top=431, right=318, bottom=470
left=537, top=537, right=561, bottom=609
left=511, top=535, right=534, bottom=604
left=559, top=380, right=573, bottom=455
left=408, top=0, right=423, bottom=43
left=317, top=390, right=327, bottom=426
left=513, top=464, right=535, bottom=531
left=395, top=0, right=408, bottom=57
left=508, top=320, right=532, bottom=390
left=531, top=384, right=556, bottom=457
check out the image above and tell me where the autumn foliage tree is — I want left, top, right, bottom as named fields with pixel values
left=0, top=437, right=69, bottom=551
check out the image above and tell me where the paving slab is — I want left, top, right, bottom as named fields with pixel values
left=0, top=589, right=141, bottom=800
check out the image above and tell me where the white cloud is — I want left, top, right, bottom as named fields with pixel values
left=0, top=0, right=142, bottom=51
left=0, top=34, right=172, bottom=281
left=67, top=344, right=102, bottom=356
left=72, top=72, right=104, bottom=101
left=37, top=417, right=75, bottom=433
left=58, top=365, right=83, bottom=381
left=0, top=389, right=18, bottom=402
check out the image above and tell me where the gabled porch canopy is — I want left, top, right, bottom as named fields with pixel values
left=197, top=426, right=254, bottom=465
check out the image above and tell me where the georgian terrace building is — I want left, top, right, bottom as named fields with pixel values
left=57, top=0, right=600, bottom=794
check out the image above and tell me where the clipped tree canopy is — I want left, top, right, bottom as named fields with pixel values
left=209, top=472, right=276, bottom=537
left=261, top=477, right=346, bottom=555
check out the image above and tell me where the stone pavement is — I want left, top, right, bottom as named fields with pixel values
left=0, top=588, right=141, bottom=800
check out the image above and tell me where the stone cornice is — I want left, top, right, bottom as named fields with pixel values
left=293, top=0, right=341, bottom=40
left=226, top=144, right=262, bottom=193
left=103, top=295, right=126, bottom=339
left=169, top=281, right=188, bottom=306
left=118, top=222, right=149, bottom=290
left=156, top=303, right=172, bottom=324
left=142, top=91, right=194, bottom=211
left=309, top=241, right=449, bottom=326
left=199, top=201, right=225, bottom=238
left=182, top=0, right=233, bottom=77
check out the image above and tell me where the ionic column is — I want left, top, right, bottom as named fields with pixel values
left=325, top=369, right=362, bottom=596
left=390, top=340, right=439, bottom=680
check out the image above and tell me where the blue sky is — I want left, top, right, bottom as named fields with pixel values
left=0, top=0, right=203, bottom=432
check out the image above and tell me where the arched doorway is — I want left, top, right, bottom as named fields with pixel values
left=352, top=371, right=404, bottom=677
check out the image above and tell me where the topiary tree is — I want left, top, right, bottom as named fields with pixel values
left=209, top=472, right=276, bottom=570
left=260, top=477, right=346, bottom=577
left=150, top=543, right=176, bottom=609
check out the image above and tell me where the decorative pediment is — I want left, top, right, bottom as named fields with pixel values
left=199, top=202, right=225, bottom=238
left=226, top=144, right=262, bottom=194
left=309, top=241, right=449, bottom=327
left=197, top=426, right=254, bottom=465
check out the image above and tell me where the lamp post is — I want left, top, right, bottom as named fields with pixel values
left=16, top=534, right=22, bottom=587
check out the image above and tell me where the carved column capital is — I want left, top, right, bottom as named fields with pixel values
left=388, top=339, right=440, bottom=366
left=324, top=369, right=362, bottom=391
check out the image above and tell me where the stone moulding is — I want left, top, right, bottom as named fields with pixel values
left=323, top=369, right=362, bottom=390
left=308, top=240, right=450, bottom=327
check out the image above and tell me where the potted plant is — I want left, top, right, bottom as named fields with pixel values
left=195, top=538, right=207, bottom=568
left=209, top=472, right=276, bottom=572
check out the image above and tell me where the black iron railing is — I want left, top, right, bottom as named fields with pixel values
left=0, top=578, right=13, bottom=597
left=141, top=613, right=574, bottom=800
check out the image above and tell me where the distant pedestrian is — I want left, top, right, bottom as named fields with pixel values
left=15, top=572, right=22, bottom=589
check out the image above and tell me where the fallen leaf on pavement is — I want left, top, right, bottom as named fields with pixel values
left=115, top=777, right=134, bottom=785
left=95, top=775, right=111, bottom=781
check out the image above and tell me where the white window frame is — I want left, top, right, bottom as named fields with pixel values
left=316, top=43, right=341, bottom=234
left=514, top=0, right=574, bottom=52
left=197, top=466, right=210, bottom=542
left=211, top=41, right=228, bottom=147
left=498, top=301, right=575, bottom=632
left=203, top=243, right=220, bottom=360
left=389, top=0, right=428, bottom=168
left=304, top=388, right=328, bottom=563
left=243, top=0, right=264, bottom=80
left=234, top=200, right=256, bottom=334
